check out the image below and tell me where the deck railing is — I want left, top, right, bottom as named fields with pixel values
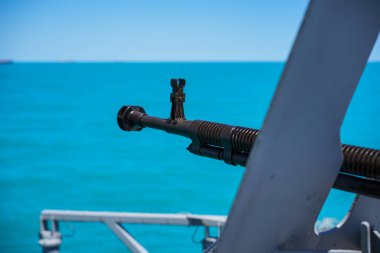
left=38, top=209, right=226, bottom=253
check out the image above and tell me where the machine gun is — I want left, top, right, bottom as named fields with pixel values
left=117, top=79, right=380, bottom=199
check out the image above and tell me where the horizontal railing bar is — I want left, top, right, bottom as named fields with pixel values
left=40, top=210, right=226, bottom=227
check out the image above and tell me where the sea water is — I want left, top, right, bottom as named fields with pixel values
left=0, top=62, right=379, bottom=252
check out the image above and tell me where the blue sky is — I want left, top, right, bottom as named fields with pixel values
left=1, top=0, right=379, bottom=62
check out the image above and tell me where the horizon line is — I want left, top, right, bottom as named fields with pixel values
left=2, top=60, right=380, bottom=64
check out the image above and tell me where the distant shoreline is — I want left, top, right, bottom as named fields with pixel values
left=0, top=59, right=13, bottom=64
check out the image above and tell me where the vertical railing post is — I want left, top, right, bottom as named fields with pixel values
left=38, top=218, right=62, bottom=253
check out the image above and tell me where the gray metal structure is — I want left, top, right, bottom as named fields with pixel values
left=39, top=0, right=380, bottom=252
left=39, top=210, right=225, bottom=253
left=217, top=0, right=380, bottom=252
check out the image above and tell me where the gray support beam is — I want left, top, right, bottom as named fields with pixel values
left=217, top=0, right=380, bottom=252
left=39, top=210, right=226, bottom=253
left=106, top=222, right=149, bottom=253
left=40, top=210, right=226, bottom=227
left=361, top=222, right=371, bottom=253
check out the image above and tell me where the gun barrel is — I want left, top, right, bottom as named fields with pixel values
left=118, top=106, right=380, bottom=179
left=117, top=105, right=380, bottom=199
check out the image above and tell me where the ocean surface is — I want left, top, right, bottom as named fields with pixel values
left=0, top=62, right=379, bottom=252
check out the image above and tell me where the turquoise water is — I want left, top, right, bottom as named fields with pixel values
left=0, top=62, right=379, bottom=252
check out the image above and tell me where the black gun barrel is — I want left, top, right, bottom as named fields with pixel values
left=117, top=105, right=380, bottom=199
left=118, top=106, right=380, bottom=179
left=117, top=78, right=380, bottom=199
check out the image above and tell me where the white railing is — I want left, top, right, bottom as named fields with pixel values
left=39, top=209, right=226, bottom=253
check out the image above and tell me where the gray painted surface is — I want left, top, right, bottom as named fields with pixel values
left=316, top=196, right=380, bottom=252
left=361, top=222, right=371, bottom=253
left=216, top=0, right=380, bottom=252
left=278, top=251, right=361, bottom=253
